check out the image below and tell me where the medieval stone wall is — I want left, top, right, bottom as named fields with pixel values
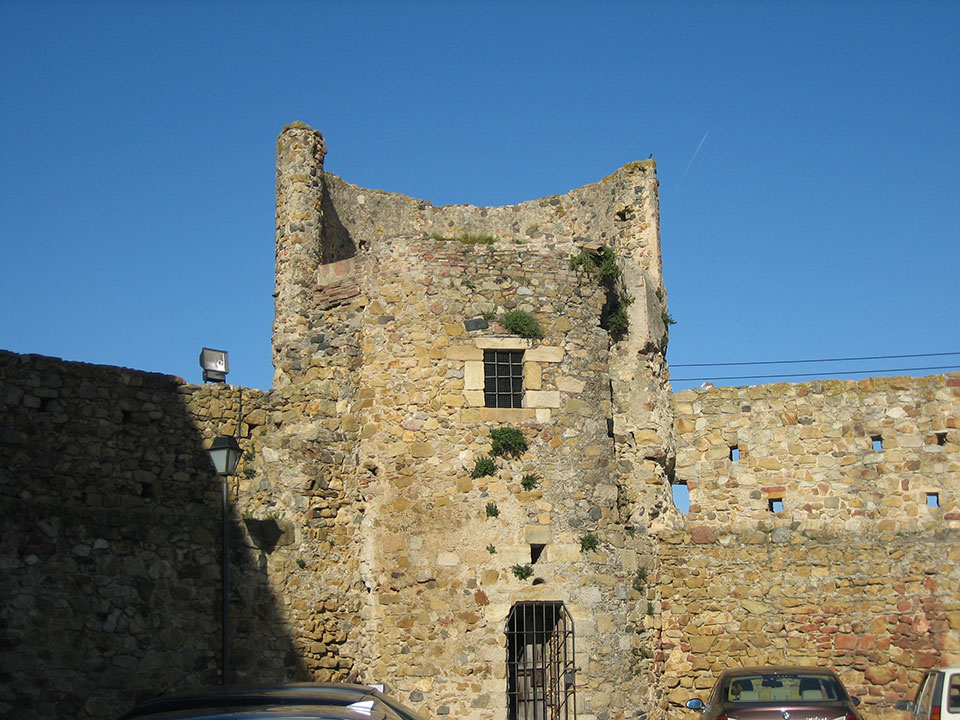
left=0, top=350, right=360, bottom=718
left=658, top=530, right=959, bottom=719
left=339, top=233, right=658, bottom=719
left=664, top=375, right=960, bottom=719
left=672, top=375, right=960, bottom=530
left=272, top=123, right=667, bottom=389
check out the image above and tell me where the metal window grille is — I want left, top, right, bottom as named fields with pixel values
left=484, top=350, right=524, bottom=408
left=506, top=601, right=577, bottom=720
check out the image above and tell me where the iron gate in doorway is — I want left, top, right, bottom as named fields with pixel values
left=506, top=601, right=577, bottom=720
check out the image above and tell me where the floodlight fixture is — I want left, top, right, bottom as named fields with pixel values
left=200, top=348, right=230, bottom=383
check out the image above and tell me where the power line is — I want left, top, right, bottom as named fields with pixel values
left=671, top=364, right=960, bottom=383
left=671, top=351, right=960, bottom=368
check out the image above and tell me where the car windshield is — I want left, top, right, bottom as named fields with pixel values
left=723, top=673, right=844, bottom=704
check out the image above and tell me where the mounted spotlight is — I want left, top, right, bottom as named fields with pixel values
left=200, top=348, right=230, bottom=383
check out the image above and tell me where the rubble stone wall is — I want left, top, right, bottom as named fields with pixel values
left=272, top=122, right=668, bottom=392
left=664, top=375, right=960, bottom=719
left=345, top=234, right=659, bottom=720
left=0, top=351, right=358, bottom=719
left=672, top=375, right=960, bottom=530
left=658, top=529, right=960, bottom=720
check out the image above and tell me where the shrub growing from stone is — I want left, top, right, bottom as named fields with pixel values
left=499, top=310, right=543, bottom=339
left=490, top=427, right=527, bottom=458
left=470, top=456, right=496, bottom=478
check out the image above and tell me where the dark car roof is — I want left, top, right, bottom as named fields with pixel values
left=117, top=683, right=418, bottom=720
left=129, top=705, right=392, bottom=720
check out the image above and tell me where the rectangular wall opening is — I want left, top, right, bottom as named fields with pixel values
left=530, top=544, right=545, bottom=564
left=671, top=481, right=690, bottom=514
left=506, top=601, right=577, bottom=720
left=936, top=432, right=947, bottom=446
left=927, top=493, right=940, bottom=508
left=768, top=498, right=784, bottom=513
left=729, top=445, right=740, bottom=462
left=871, top=435, right=883, bottom=451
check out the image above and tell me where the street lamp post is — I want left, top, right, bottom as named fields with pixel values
left=207, top=435, right=241, bottom=686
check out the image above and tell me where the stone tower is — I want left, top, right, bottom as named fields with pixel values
left=269, top=122, right=680, bottom=720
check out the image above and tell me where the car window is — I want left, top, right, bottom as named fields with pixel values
left=948, top=673, right=960, bottom=713
left=723, top=673, right=844, bottom=704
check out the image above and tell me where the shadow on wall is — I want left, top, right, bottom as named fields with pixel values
left=320, top=180, right=356, bottom=263
left=0, top=351, right=306, bottom=719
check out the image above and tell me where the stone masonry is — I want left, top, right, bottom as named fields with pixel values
left=0, top=122, right=956, bottom=720
left=665, top=376, right=959, bottom=716
left=271, top=122, right=672, bottom=720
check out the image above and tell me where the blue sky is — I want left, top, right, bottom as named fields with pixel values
left=1, top=0, right=958, bottom=392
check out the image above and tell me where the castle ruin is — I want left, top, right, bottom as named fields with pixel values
left=1, top=122, right=957, bottom=720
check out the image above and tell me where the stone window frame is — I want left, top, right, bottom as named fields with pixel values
left=448, top=338, right=564, bottom=422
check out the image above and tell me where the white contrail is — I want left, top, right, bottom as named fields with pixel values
left=671, top=130, right=709, bottom=199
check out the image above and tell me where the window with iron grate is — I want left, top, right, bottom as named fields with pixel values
left=484, top=350, right=524, bottom=408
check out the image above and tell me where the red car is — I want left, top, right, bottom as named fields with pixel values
left=686, top=666, right=862, bottom=720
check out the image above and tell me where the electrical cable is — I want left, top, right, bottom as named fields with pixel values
left=671, top=351, right=960, bottom=368
left=671, top=364, right=960, bottom=383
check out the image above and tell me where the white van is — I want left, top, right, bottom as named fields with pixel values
left=896, top=668, right=960, bottom=720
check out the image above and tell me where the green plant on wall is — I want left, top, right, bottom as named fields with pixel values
left=570, top=244, right=620, bottom=283
left=487, top=544, right=497, bottom=554
left=499, top=310, right=543, bottom=339
left=569, top=244, right=634, bottom=342
left=580, top=533, right=599, bottom=552
left=606, top=300, right=632, bottom=340
left=471, top=456, right=496, bottom=478
left=512, top=564, right=533, bottom=581
left=632, top=568, right=648, bottom=592
left=490, top=426, right=528, bottom=458
left=485, top=501, right=500, bottom=518
left=520, top=473, right=541, bottom=491
left=430, top=232, right=496, bottom=245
